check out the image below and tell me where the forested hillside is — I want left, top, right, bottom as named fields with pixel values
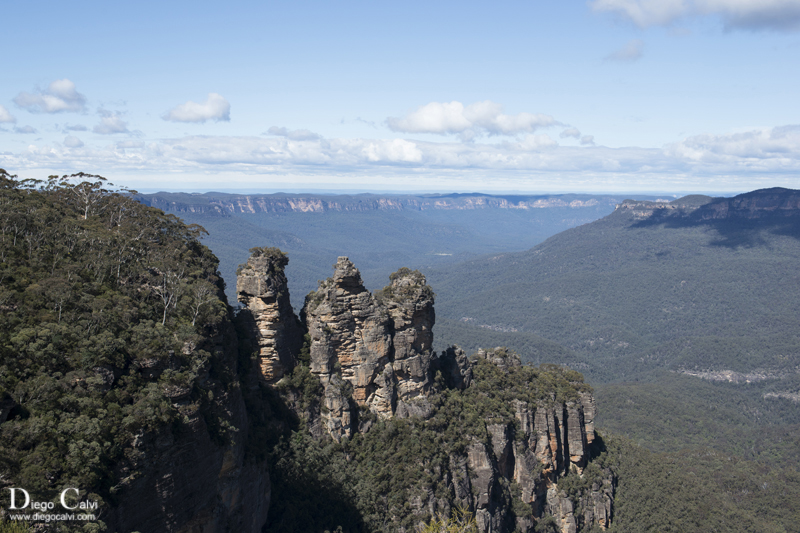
left=429, top=189, right=800, bottom=381
left=426, top=189, right=800, bottom=531
left=4, top=173, right=799, bottom=532
left=0, top=170, right=269, bottom=532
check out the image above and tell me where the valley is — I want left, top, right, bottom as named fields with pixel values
left=2, top=174, right=799, bottom=532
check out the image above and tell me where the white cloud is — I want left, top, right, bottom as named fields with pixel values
left=361, top=139, right=423, bottom=163
left=267, top=126, right=321, bottom=141
left=14, top=125, right=37, bottom=134
left=698, top=0, right=800, bottom=31
left=163, top=93, right=230, bottom=123
left=516, top=134, right=559, bottom=150
left=4, top=125, right=800, bottom=192
left=605, top=39, right=644, bottom=61
left=590, top=0, right=687, bottom=27
left=560, top=127, right=582, bottom=139
left=14, top=79, right=87, bottom=113
left=64, top=135, right=84, bottom=148
left=666, top=125, right=800, bottom=163
left=63, top=124, right=88, bottom=132
left=0, top=105, right=16, bottom=123
left=387, top=100, right=560, bottom=139
left=93, top=110, right=129, bottom=135
left=590, top=0, right=800, bottom=31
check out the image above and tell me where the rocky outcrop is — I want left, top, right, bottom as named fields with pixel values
left=302, top=258, right=444, bottom=439
left=390, top=348, right=614, bottom=533
left=238, top=255, right=613, bottom=533
left=236, top=247, right=302, bottom=383
left=614, top=188, right=800, bottom=222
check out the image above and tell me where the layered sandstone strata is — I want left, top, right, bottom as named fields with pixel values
left=303, top=258, right=443, bottom=439
left=236, top=248, right=302, bottom=383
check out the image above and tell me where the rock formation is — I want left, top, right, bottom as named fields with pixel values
left=454, top=349, right=614, bottom=533
left=236, top=247, right=302, bottom=383
left=234, top=253, right=614, bottom=533
left=302, top=258, right=445, bottom=438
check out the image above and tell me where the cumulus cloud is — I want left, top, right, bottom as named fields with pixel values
left=387, top=100, right=560, bottom=139
left=14, top=79, right=87, bottom=113
left=63, top=124, right=88, bottom=132
left=605, top=39, right=644, bottom=61
left=14, top=125, right=37, bottom=134
left=266, top=126, right=321, bottom=141
left=93, top=110, right=129, bottom=135
left=590, top=0, right=800, bottom=31
left=163, top=93, right=230, bottom=123
left=64, top=135, right=84, bottom=148
left=666, top=125, right=800, bottom=163
left=0, top=105, right=16, bottom=123
left=516, top=134, right=559, bottom=150
left=4, top=125, right=800, bottom=192
left=700, top=0, right=800, bottom=31
left=560, top=128, right=582, bottom=139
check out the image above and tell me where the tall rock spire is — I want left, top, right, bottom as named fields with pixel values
left=236, top=247, right=302, bottom=383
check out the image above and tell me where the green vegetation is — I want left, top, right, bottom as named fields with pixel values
left=374, top=267, right=434, bottom=303
left=606, top=436, right=800, bottom=532
left=262, top=351, right=593, bottom=533
left=0, top=170, right=233, bottom=528
left=428, top=197, right=800, bottom=380
left=0, top=521, right=32, bottom=533
left=423, top=191, right=800, bottom=531
left=418, top=508, right=478, bottom=533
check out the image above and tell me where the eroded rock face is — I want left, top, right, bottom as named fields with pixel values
left=236, top=248, right=302, bottom=383
left=445, top=350, right=614, bottom=533
left=303, top=258, right=441, bottom=439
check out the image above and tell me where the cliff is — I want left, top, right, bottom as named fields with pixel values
left=614, top=187, right=800, bottom=222
left=104, top=317, right=271, bottom=533
left=236, top=251, right=615, bottom=533
left=136, top=192, right=616, bottom=216
left=302, top=258, right=447, bottom=438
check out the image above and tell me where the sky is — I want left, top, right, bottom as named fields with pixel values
left=2, top=0, right=800, bottom=194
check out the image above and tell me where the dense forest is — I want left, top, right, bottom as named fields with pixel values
left=0, top=170, right=236, bottom=531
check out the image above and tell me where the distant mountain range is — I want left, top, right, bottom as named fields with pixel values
left=135, top=191, right=647, bottom=215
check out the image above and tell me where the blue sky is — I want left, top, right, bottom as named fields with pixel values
left=2, top=0, right=800, bottom=193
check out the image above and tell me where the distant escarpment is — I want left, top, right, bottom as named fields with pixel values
left=237, top=251, right=614, bottom=533
left=137, top=191, right=617, bottom=216
left=615, top=187, right=800, bottom=222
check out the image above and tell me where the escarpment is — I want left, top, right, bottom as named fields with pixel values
left=236, top=251, right=615, bottom=533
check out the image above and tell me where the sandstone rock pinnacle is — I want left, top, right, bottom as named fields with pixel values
left=236, top=247, right=302, bottom=383
left=303, top=258, right=440, bottom=439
